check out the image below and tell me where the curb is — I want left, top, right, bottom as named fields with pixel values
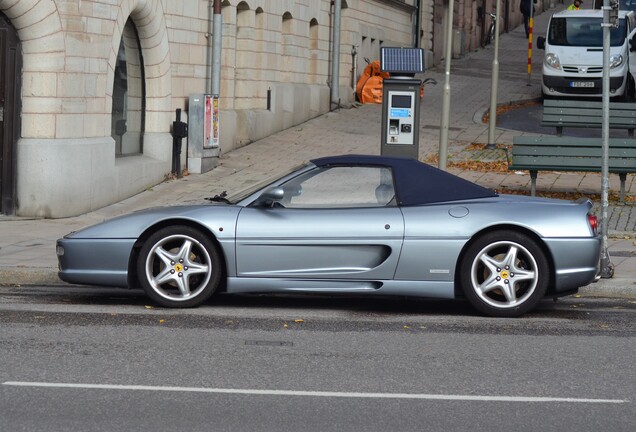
left=579, top=279, right=636, bottom=299
left=0, top=268, right=61, bottom=287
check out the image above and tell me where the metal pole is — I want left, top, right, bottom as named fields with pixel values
left=351, top=45, right=358, bottom=91
left=599, top=1, right=614, bottom=278
left=438, top=0, right=454, bottom=170
left=526, top=2, right=534, bottom=86
left=330, top=0, right=342, bottom=108
left=486, top=0, right=501, bottom=149
left=415, top=0, right=423, bottom=48
left=206, top=1, right=213, bottom=94
left=211, top=0, right=222, bottom=96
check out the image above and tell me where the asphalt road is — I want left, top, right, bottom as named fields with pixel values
left=1, top=285, right=635, bottom=431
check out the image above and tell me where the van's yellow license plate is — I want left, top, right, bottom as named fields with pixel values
left=571, top=82, right=595, bottom=87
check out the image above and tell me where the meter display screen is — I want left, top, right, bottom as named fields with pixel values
left=390, top=108, right=410, bottom=118
left=391, top=94, right=412, bottom=108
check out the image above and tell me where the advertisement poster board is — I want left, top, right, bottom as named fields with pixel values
left=204, top=94, right=220, bottom=148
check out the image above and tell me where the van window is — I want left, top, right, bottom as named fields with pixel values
left=548, top=17, right=627, bottom=47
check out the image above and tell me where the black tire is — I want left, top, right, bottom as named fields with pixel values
left=459, top=230, right=549, bottom=317
left=137, top=225, right=222, bottom=308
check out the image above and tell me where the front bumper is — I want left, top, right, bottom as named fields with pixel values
left=542, top=75, right=626, bottom=97
left=56, top=238, right=136, bottom=288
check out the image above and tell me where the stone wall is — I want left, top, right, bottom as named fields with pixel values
left=0, top=0, right=423, bottom=217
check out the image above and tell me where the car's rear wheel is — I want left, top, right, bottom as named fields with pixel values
left=137, top=225, right=221, bottom=308
left=459, top=230, right=549, bottom=317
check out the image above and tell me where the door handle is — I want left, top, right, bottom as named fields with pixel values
left=0, top=106, right=4, bottom=122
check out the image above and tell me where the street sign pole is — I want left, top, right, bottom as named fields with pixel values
left=486, top=0, right=501, bottom=149
left=439, top=0, right=454, bottom=170
left=599, top=0, right=616, bottom=278
left=527, top=3, right=534, bottom=86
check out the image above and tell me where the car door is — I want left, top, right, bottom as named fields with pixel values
left=235, top=165, right=404, bottom=280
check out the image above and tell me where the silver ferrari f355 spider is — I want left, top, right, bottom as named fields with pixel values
left=56, top=155, right=601, bottom=317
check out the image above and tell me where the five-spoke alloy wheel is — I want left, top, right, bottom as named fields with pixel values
left=460, top=230, right=549, bottom=317
left=137, top=226, right=221, bottom=308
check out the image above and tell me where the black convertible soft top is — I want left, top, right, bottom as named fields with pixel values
left=311, top=154, right=497, bottom=206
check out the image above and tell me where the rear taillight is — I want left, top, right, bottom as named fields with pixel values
left=587, top=213, right=598, bottom=235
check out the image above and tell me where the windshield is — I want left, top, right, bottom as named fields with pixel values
left=548, top=17, right=627, bottom=47
left=221, top=162, right=309, bottom=204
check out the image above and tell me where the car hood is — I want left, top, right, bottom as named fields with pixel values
left=64, top=204, right=242, bottom=239
left=553, top=47, right=623, bottom=67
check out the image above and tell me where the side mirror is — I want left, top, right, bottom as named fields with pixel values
left=252, top=187, right=285, bottom=208
left=537, top=36, right=545, bottom=50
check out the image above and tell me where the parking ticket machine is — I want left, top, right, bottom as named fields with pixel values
left=380, top=48, right=424, bottom=159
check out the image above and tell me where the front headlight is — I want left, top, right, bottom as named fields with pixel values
left=544, top=53, right=561, bottom=70
left=609, top=54, right=624, bottom=69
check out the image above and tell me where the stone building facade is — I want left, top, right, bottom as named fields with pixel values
left=0, top=0, right=530, bottom=218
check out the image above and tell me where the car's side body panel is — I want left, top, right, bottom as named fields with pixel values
left=397, top=197, right=599, bottom=292
left=401, top=197, right=595, bottom=240
left=394, top=238, right=467, bottom=281
left=225, top=277, right=455, bottom=299
left=235, top=207, right=404, bottom=279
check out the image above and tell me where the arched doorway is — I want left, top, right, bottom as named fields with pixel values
left=0, top=13, right=21, bottom=215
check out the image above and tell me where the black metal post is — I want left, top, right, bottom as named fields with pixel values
left=172, top=108, right=187, bottom=178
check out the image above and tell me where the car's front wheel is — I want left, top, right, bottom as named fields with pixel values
left=137, top=225, right=221, bottom=308
left=459, top=231, right=549, bottom=317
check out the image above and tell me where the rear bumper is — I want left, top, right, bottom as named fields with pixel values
left=544, top=237, right=601, bottom=292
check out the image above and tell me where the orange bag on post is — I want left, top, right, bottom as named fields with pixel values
left=356, top=61, right=390, bottom=104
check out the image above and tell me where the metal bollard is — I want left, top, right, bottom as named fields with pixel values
left=172, top=109, right=188, bottom=178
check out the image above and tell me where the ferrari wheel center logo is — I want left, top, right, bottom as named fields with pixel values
left=174, top=264, right=184, bottom=272
left=500, top=270, right=510, bottom=279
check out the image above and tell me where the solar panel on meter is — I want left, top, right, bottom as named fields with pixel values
left=380, top=47, right=424, bottom=74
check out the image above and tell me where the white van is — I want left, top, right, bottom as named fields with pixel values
left=538, top=9, right=636, bottom=99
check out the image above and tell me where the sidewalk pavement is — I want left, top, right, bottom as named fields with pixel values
left=1, top=5, right=634, bottom=298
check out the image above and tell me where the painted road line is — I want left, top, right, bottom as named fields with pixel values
left=2, top=382, right=628, bottom=404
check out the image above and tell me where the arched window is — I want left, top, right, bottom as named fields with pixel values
left=112, top=18, right=145, bottom=156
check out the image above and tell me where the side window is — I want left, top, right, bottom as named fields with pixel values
left=280, top=166, right=395, bottom=208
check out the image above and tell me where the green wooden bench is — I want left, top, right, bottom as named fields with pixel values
left=542, top=99, right=636, bottom=137
left=509, top=135, right=636, bottom=202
